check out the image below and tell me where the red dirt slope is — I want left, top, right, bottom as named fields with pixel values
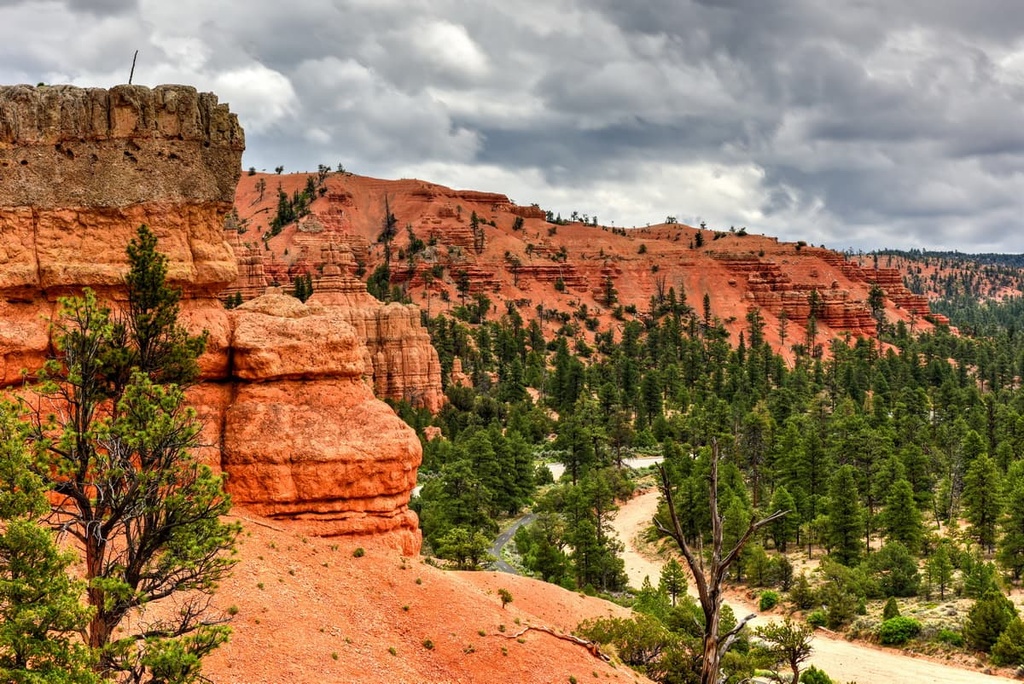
left=203, top=513, right=651, bottom=684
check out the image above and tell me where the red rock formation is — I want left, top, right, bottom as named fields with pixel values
left=0, top=84, right=243, bottom=382
left=222, top=293, right=421, bottom=553
left=223, top=206, right=445, bottom=412
left=231, top=141, right=950, bottom=360
left=0, top=84, right=423, bottom=551
left=307, top=242, right=444, bottom=413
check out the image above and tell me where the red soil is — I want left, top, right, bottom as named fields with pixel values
left=203, top=511, right=652, bottom=684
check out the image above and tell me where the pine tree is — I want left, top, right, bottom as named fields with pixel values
left=29, top=226, right=239, bottom=681
left=926, top=543, right=954, bottom=600
left=769, top=486, right=799, bottom=552
left=0, top=404, right=97, bottom=683
left=659, top=558, right=687, bottom=607
left=964, top=453, right=1002, bottom=553
left=825, top=466, right=863, bottom=566
left=999, top=462, right=1024, bottom=581
left=992, top=617, right=1024, bottom=666
left=964, top=590, right=1016, bottom=653
left=754, top=618, right=814, bottom=684
left=879, top=479, right=923, bottom=554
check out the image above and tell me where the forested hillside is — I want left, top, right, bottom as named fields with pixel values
left=410, top=275, right=1024, bottom=682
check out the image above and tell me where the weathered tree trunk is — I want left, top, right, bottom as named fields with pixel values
left=656, top=439, right=788, bottom=684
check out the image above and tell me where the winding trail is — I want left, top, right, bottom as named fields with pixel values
left=612, top=489, right=1014, bottom=684
left=490, top=513, right=537, bottom=574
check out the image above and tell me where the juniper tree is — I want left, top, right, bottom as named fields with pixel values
left=27, top=226, right=239, bottom=683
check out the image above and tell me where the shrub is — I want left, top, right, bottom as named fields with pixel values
left=965, top=590, right=1016, bottom=652
left=878, top=617, right=922, bottom=645
left=807, top=610, right=827, bottom=628
left=936, top=629, right=964, bottom=647
left=759, top=590, right=779, bottom=612
left=801, top=665, right=834, bottom=684
left=789, top=572, right=816, bottom=610
left=882, top=597, right=900, bottom=621
left=353, top=547, right=365, bottom=558
left=422, top=639, right=434, bottom=650
left=991, top=618, right=1024, bottom=665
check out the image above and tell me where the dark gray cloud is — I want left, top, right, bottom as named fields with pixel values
left=2, top=0, right=1024, bottom=251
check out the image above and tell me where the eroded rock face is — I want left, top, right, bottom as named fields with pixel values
left=0, top=85, right=242, bottom=380
left=233, top=239, right=446, bottom=413
left=220, top=294, right=422, bottom=553
left=0, top=85, right=423, bottom=552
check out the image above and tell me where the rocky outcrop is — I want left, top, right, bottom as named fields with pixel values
left=0, top=84, right=242, bottom=291
left=306, top=243, right=445, bottom=413
left=222, top=294, right=422, bottom=553
left=714, top=252, right=876, bottom=335
left=0, top=84, right=424, bottom=552
left=0, top=84, right=243, bottom=381
left=222, top=221, right=445, bottom=412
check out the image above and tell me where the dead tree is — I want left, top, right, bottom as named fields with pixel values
left=655, top=439, right=788, bottom=684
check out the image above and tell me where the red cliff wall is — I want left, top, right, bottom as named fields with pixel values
left=0, top=84, right=421, bottom=552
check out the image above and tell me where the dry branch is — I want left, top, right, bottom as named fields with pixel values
left=500, top=625, right=610, bottom=662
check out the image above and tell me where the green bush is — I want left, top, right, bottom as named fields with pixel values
left=936, top=629, right=964, bottom=647
left=759, top=590, right=779, bottom=612
left=991, top=618, right=1024, bottom=665
left=807, top=610, right=827, bottom=628
left=878, top=616, right=922, bottom=645
left=882, top=597, right=900, bottom=621
left=800, top=665, right=834, bottom=684
left=965, top=590, right=1016, bottom=652
left=789, top=573, right=816, bottom=610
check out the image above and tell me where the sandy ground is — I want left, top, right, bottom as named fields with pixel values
left=612, top=489, right=1016, bottom=684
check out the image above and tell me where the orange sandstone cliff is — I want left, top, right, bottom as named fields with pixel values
left=0, top=84, right=422, bottom=551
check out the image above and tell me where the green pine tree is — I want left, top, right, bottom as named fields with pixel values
left=998, top=462, right=1024, bottom=581
left=769, top=486, right=799, bottom=552
left=964, top=454, right=1002, bottom=553
left=30, top=226, right=240, bottom=682
left=964, top=590, right=1016, bottom=653
left=992, top=617, right=1024, bottom=666
left=825, top=465, right=863, bottom=566
left=926, top=543, right=954, bottom=600
left=659, top=558, right=688, bottom=607
left=879, top=479, right=923, bottom=554
left=0, top=404, right=98, bottom=683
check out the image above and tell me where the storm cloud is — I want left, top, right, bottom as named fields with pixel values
left=3, top=0, right=1024, bottom=251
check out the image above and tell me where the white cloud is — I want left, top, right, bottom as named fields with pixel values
left=212, top=65, right=297, bottom=133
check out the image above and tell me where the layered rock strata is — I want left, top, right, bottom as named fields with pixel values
left=223, top=293, right=421, bottom=553
left=0, top=85, right=422, bottom=551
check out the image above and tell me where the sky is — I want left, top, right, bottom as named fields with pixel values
left=4, top=1, right=1024, bottom=252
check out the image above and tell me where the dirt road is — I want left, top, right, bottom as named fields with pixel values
left=611, top=489, right=1014, bottom=684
